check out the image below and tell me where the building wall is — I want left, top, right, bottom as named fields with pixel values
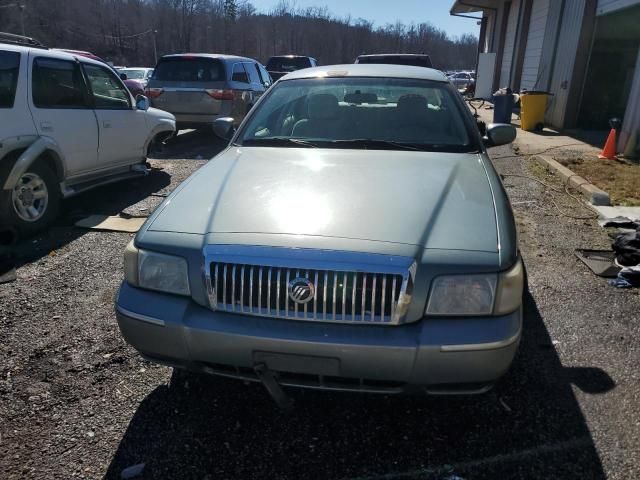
left=520, top=0, right=550, bottom=90
left=499, top=0, right=521, bottom=87
left=546, top=0, right=589, bottom=127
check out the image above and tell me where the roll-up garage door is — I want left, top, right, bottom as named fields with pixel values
left=499, top=0, right=521, bottom=88
left=520, top=0, right=551, bottom=90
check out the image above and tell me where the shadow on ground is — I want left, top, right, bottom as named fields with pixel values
left=104, top=290, right=614, bottom=480
left=151, top=129, right=228, bottom=161
left=2, top=132, right=226, bottom=269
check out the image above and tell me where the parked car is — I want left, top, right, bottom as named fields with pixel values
left=118, top=67, right=154, bottom=87
left=266, top=55, right=317, bottom=80
left=146, top=54, right=272, bottom=131
left=115, top=63, right=521, bottom=399
left=450, top=71, right=475, bottom=90
left=0, top=35, right=175, bottom=238
left=355, top=53, right=433, bottom=69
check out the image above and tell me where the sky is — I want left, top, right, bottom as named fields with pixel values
left=249, top=0, right=480, bottom=39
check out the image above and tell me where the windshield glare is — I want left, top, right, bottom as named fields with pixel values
left=237, top=77, right=474, bottom=151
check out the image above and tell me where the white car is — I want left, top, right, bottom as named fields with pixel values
left=0, top=35, right=175, bottom=238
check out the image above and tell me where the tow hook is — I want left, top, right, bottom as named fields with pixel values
left=254, top=363, right=294, bottom=411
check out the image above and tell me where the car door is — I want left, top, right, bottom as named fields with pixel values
left=82, top=62, right=148, bottom=169
left=246, top=61, right=268, bottom=103
left=29, top=55, right=99, bottom=176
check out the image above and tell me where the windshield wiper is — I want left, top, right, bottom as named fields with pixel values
left=325, top=139, right=424, bottom=151
left=241, top=137, right=319, bottom=148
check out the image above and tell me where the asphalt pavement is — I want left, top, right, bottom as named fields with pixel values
left=0, top=137, right=638, bottom=479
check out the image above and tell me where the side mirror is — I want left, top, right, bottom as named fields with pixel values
left=213, top=117, right=235, bottom=140
left=135, top=95, right=150, bottom=111
left=484, top=123, right=516, bottom=147
left=120, top=72, right=128, bottom=81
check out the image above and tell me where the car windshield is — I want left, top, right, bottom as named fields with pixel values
left=236, top=77, right=475, bottom=152
left=266, top=57, right=311, bottom=72
left=153, top=57, right=225, bottom=82
left=120, top=69, right=146, bottom=79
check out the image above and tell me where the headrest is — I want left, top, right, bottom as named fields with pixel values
left=397, top=94, right=428, bottom=113
left=307, top=94, right=340, bottom=120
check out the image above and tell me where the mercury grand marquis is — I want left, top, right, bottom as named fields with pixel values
left=115, top=64, right=522, bottom=398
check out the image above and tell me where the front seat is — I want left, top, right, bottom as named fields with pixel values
left=291, top=94, right=342, bottom=139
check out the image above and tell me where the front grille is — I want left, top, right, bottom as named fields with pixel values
left=208, top=264, right=405, bottom=324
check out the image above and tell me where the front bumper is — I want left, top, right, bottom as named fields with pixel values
left=115, top=282, right=521, bottom=394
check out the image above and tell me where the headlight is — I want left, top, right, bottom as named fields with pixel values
left=426, top=259, right=523, bottom=316
left=124, top=240, right=190, bottom=296
left=426, top=274, right=497, bottom=316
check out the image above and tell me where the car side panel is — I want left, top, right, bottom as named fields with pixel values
left=0, top=48, right=39, bottom=162
left=27, top=52, right=99, bottom=176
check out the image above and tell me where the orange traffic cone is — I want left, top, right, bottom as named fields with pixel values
left=599, top=128, right=617, bottom=159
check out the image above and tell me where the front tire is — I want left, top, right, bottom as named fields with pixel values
left=0, top=158, right=60, bottom=240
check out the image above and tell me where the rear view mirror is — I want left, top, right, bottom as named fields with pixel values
left=484, top=123, right=516, bottom=147
left=120, top=72, right=128, bottom=81
left=135, top=95, right=150, bottom=111
left=213, top=117, right=235, bottom=140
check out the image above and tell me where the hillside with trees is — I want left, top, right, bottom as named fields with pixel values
left=0, top=0, right=478, bottom=69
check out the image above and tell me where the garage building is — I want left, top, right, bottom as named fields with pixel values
left=451, top=0, right=640, bottom=155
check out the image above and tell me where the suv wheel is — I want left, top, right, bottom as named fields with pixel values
left=0, top=158, right=60, bottom=239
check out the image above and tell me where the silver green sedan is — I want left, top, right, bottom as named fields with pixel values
left=116, top=64, right=522, bottom=398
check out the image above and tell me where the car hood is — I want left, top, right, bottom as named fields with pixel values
left=147, top=147, right=498, bottom=252
left=146, top=107, right=175, bottom=122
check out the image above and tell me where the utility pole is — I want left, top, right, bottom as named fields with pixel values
left=152, top=30, right=158, bottom=64
left=19, top=3, right=25, bottom=36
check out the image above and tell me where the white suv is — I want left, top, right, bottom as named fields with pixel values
left=0, top=36, right=175, bottom=239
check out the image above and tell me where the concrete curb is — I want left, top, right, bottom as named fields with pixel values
left=532, top=154, right=611, bottom=206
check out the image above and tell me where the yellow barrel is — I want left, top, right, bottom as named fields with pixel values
left=520, top=91, right=549, bottom=131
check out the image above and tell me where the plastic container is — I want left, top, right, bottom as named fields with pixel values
left=520, top=91, right=550, bottom=131
left=492, top=93, right=515, bottom=124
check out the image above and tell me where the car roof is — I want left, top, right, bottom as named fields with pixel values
left=0, top=43, right=112, bottom=67
left=159, top=53, right=255, bottom=62
left=280, top=64, right=449, bottom=82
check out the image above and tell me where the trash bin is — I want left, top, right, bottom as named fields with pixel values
left=520, top=91, right=550, bottom=131
left=493, top=92, right=515, bottom=124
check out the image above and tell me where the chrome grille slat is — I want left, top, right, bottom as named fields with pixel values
left=208, top=257, right=410, bottom=325
left=381, top=275, right=387, bottom=323
left=361, top=274, right=367, bottom=322
left=371, top=274, right=377, bottom=322
left=240, top=265, right=245, bottom=312
left=323, top=271, right=328, bottom=321
left=276, top=269, right=281, bottom=317
left=249, top=266, right=254, bottom=310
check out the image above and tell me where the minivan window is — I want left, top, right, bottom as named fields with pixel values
left=0, top=50, right=20, bottom=108
left=257, top=64, right=272, bottom=86
left=231, top=63, right=249, bottom=84
left=32, top=58, right=88, bottom=109
left=153, top=57, right=225, bottom=82
left=266, top=57, right=311, bottom=72
left=357, top=55, right=433, bottom=69
left=245, top=62, right=262, bottom=85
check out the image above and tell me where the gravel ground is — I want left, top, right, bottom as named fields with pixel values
left=1, top=136, right=638, bottom=479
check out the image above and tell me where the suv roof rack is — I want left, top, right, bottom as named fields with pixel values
left=0, top=32, right=47, bottom=49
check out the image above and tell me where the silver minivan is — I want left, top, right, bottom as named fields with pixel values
left=146, top=54, right=272, bottom=131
